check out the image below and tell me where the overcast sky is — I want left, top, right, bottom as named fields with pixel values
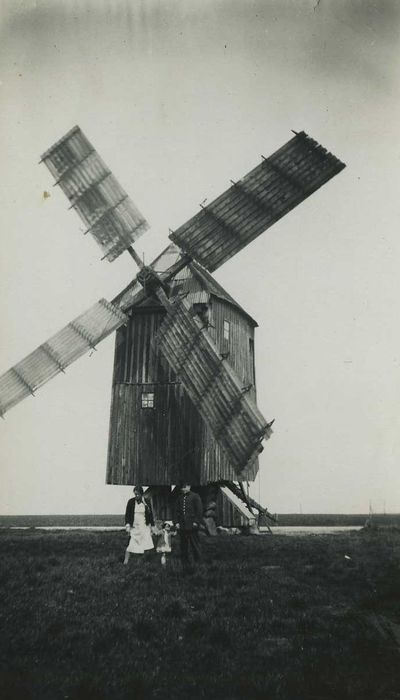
left=1, top=0, right=399, bottom=515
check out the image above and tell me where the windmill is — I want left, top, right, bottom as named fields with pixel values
left=0, top=127, right=345, bottom=533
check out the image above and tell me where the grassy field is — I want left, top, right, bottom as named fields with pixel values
left=0, top=528, right=399, bottom=700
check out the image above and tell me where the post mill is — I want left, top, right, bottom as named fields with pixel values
left=0, top=127, right=345, bottom=532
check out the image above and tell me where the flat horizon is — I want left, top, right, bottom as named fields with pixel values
left=1, top=511, right=398, bottom=517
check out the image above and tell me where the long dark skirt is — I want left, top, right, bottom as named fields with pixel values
left=179, top=528, right=201, bottom=568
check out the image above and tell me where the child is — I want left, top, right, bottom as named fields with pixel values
left=155, top=522, right=174, bottom=566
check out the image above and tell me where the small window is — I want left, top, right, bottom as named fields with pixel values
left=141, top=392, right=154, bottom=409
left=223, top=320, right=230, bottom=341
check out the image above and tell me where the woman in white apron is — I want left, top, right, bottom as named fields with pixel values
left=123, top=486, right=154, bottom=564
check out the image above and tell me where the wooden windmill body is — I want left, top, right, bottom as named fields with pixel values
left=0, top=126, right=346, bottom=530
left=107, top=247, right=261, bottom=526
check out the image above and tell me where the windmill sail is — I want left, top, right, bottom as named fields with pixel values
left=154, top=297, right=272, bottom=476
left=41, top=127, right=149, bottom=261
left=0, top=300, right=127, bottom=417
left=169, top=131, right=345, bottom=272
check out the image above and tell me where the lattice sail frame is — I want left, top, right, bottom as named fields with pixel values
left=41, top=126, right=149, bottom=261
left=0, top=300, right=127, bottom=417
left=154, top=297, right=272, bottom=477
left=169, top=131, right=346, bottom=272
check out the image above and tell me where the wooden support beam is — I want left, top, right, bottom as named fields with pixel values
left=112, top=251, right=192, bottom=310
left=238, top=481, right=255, bottom=515
left=225, top=481, right=277, bottom=527
left=127, top=246, right=144, bottom=268
left=203, top=483, right=220, bottom=536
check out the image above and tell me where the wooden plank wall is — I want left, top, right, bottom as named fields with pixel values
left=208, top=298, right=257, bottom=401
left=106, top=299, right=259, bottom=485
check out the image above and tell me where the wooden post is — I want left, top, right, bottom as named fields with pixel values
left=127, top=246, right=144, bottom=269
left=145, top=485, right=172, bottom=522
left=203, top=483, right=220, bottom=536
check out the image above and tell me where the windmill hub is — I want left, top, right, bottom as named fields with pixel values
left=136, top=265, right=169, bottom=297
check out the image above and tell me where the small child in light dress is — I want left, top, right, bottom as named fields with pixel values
left=155, top=522, right=174, bottom=566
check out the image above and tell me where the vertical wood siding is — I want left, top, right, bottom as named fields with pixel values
left=208, top=298, right=257, bottom=403
left=106, top=300, right=259, bottom=485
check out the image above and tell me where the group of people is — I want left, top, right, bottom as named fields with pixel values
left=123, top=483, right=204, bottom=572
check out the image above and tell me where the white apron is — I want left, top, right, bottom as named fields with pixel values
left=126, top=501, right=154, bottom=554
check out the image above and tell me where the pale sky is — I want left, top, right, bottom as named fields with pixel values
left=1, top=0, right=399, bottom=515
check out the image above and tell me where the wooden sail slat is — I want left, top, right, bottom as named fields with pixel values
left=154, top=298, right=269, bottom=473
left=170, top=139, right=307, bottom=252
left=169, top=136, right=316, bottom=255
left=0, top=300, right=127, bottom=416
left=170, top=131, right=345, bottom=272
left=195, top=146, right=337, bottom=265
left=41, top=126, right=149, bottom=262
left=171, top=153, right=335, bottom=270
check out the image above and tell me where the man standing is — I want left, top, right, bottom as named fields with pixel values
left=174, top=483, right=204, bottom=572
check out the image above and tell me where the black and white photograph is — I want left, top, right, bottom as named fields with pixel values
left=0, top=2, right=399, bottom=699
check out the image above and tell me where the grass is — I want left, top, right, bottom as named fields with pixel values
left=0, top=529, right=399, bottom=700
